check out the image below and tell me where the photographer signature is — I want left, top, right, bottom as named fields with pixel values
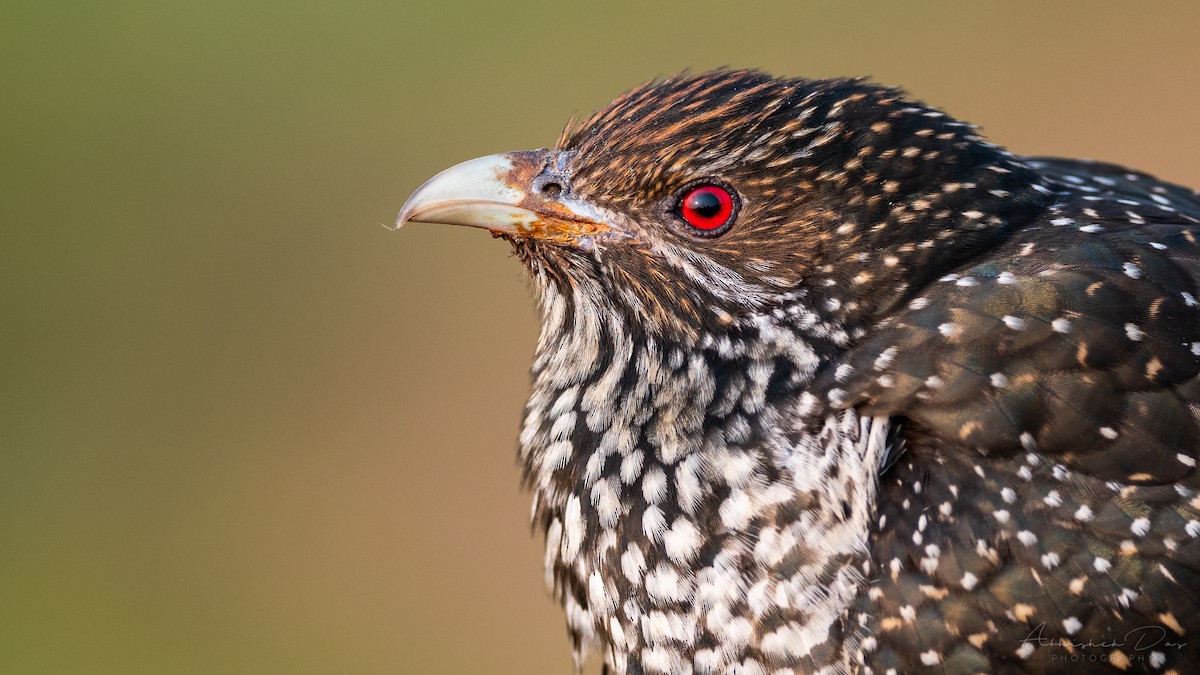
left=1020, top=623, right=1188, bottom=651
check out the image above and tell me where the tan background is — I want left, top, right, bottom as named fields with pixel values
left=3, top=1, right=1199, bottom=673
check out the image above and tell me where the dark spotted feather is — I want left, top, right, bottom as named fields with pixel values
left=816, top=162, right=1200, bottom=672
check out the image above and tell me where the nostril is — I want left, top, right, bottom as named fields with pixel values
left=533, top=171, right=569, bottom=199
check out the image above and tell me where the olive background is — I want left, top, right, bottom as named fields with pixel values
left=3, top=2, right=1199, bottom=673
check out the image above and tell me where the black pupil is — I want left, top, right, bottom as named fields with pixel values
left=686, top=190, right=723, bottom=219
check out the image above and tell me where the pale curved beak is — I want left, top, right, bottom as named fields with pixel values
left=395, top=150, right=611, bottom=243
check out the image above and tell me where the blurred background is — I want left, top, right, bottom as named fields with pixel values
left=2, top=1, right=1198, bottom=673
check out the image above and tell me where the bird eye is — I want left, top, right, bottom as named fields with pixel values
left=676, top=183, right=737, bottom=235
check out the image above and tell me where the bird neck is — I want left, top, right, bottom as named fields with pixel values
left=519, top=283, right=891, bottom=673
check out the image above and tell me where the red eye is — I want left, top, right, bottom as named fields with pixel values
left=678, top=184, right=736, bottom=234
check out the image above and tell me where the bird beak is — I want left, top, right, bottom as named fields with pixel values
left=395, top=150, right=611, bottom=243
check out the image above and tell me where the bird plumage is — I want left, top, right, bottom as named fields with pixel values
left=397, top=69, right=1200, bottom=673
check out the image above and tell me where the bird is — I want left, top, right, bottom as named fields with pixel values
left=395, top=70, right=1200, bottom=674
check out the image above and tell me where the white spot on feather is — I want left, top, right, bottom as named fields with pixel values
left=1131, top=518, right=1151, bottom=537
left=664, top=518, right=702, bottom=563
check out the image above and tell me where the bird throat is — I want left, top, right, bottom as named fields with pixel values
left=517, top=276, right=892, bottom=674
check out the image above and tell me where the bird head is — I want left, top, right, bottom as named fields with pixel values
left=397, top=69, right=1048, bottom=349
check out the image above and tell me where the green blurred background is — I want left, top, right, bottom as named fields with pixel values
left=2, top=1, right=1198, bottom=673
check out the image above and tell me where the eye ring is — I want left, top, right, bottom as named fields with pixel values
left=671, top=181, right=739, bottom=237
